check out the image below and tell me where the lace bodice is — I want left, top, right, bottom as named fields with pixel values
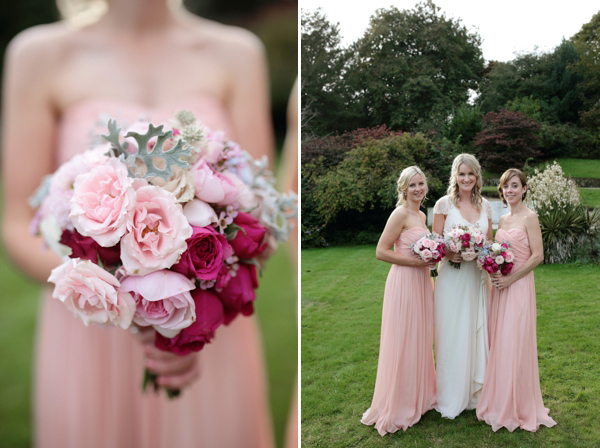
left=433, top=195, right=491, bottom=238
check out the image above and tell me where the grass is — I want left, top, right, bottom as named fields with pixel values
left=301, top=246, right=600, bottom=447
left=483, top=158, right=600, bottom=180
left=0, top=237, right=297, bottom=448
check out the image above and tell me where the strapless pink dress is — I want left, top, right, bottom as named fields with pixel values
left=35, top=98, right=274, bottom=448
left=361, top=227, right=436, bottom=435
left=476, top=229, right=556, bottom=432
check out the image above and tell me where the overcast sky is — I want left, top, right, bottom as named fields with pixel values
left=301, top=0, right=599, bottom=62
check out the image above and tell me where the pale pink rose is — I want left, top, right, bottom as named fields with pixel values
left=450, top=230, right=459, bottom=239
left=45, top=147, right=110, bottom=230
left=70, top=158, right=136, bottom=247
left=220, top=172, right=258, bottom=210
left=119, top=270, right=196, bottom=338
left=191, top=159, right=236, bottom=204
left=421, top=249, right=432, bottom=262
left=431, top=250, right=439, bottom=259
left=183, top=199, right=218, bottom=227
left=120, top=184, right=193, bottom=276
left=475, top=233, right=484, bottom=244
left=204, top=131, right=226, bottom=164
left=421, top=238, right=433, bottom=249
left=449, top=242, right=459, bottom=252
left=495, top=255, right=505, bottom=264
left=505, top=251, right=514, bottom=262
left=48, top=258, right=135, bottom=329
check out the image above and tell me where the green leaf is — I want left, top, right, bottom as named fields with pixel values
left=125, top=124, right=192, bottom=182
left=100, top=119, right=129, bottom=157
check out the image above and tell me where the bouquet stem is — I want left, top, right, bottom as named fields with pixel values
left=449, top=261, right=461, bottom=270
left=430, top=266, right=438, bottom=277
left=143, top=368, right=181, bottom=398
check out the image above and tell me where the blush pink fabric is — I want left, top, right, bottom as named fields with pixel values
left=35, top=97, right=274, bottom=448
left=476, top=228, right=556, bottom=432
left=361, top=227, right=436, bottom=435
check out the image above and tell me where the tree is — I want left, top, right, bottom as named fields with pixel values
left=301, top=9, right=348, bottom=137
left=474, top=109, right=541, bottom=173
left=344, top=1, right=484, bottom=132
left=477, top=40, right=584, bottom=124
left=572, top=10, right=600, bottom=128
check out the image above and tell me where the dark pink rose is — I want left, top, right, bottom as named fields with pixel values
left=218, top=263, right=258, bottom=325
left=154, top=289, right=224, bottom=355
left=172, top=226, right=233, bottom=281
left=215, top=264, right=232, bottom=291
left=60, top=229, right=121, bottom=267
left=230, top=213, right=268, bottom=259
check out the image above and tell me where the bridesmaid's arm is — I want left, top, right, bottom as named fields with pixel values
left=376, top=208, right=430, bottom=267
left=1, top=29, right=63, bottom=283
left=487, top=218, right=493, bottom=242
left=492, top=212, right=544, bottom=290
left=225, top=32, right=275, bottom=162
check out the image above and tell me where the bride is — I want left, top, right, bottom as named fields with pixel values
left=1, top=0, right=279, bottom=446
left=432, top=153, right=492, bottom=419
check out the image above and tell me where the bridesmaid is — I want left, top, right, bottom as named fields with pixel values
left=361, top=166, right=436, bottom=435
left=476, top=169, right=557, bottom=432
left=432, top=154, right=493, bottom=418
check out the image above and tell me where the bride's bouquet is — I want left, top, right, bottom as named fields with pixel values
left=30, top=110, right=297, bottom=396
left=477, top=241, right=515, bottom=276
left=410, top=233, right=446, bottom=277
left=445, top=225, right=485, bottom=269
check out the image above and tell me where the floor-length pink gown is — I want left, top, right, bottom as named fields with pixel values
left=476, top=228, right=556, bottom=432
left=35, top=97, right=275, bottom=448
left=361, top=227, right=436, bottom=436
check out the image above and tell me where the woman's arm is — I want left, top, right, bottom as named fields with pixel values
left=491, top=212, right=544, bottom=290
left=1, top=28, right=64, bottom=283
left=376, top=208, right=430, bottom=267
left=225, top=31, right=274, bottom=162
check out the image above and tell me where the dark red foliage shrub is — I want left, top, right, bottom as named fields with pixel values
left=474, top=109, right=541, bottom=173
left=301, top=125, right=402, bottom=168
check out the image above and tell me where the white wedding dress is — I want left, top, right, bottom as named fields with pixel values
left=433, top=195, right=492, bottom=418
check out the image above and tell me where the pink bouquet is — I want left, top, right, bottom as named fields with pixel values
left=30, top=111, right=297, bottom=397
left=444, top=225, right=485, bottom=269
left=477, top=241, right=515, bottom=276
left=410, top=233, right=446, bottom=277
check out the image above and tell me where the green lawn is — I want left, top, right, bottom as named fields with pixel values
left=302, top=246, right=600, bottom=447
left=0, top=241, right=297, bottom=448
left=483, top=158, right=600, bottom=180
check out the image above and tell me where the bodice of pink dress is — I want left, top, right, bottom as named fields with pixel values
left=35, top=97, right=274, bottom=448
left=361, top=227, right=436, bottom=435
left=476, top=228, right=556, bottom=432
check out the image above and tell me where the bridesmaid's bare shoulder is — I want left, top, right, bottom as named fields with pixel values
left=182, top=13, right=266, bottom=67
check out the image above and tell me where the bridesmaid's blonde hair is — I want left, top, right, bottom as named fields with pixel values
left=396, top=166, right=428, bottom=207
left=56, top=0, right=183, bottom=27
left=447, top=153, right=483, bottom=211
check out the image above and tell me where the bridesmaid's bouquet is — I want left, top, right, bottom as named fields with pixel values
left=30, top=110, right=297, bottom=397
left=445, top=225, right=485, bottom=269
left=410, top=233, right=446, bottom=277
left=477, top=241, right=515, bottom=276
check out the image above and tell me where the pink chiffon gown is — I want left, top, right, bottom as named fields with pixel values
left=476, top=228, right=556, bottom=432
left=34, top=97, right=275, bottom=448
left=361, top=227, right=436, bottom=436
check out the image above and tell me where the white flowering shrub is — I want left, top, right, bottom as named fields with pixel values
left=525, top=161, right=580, bottom=212
left=525, top=161, right=589, bottom=263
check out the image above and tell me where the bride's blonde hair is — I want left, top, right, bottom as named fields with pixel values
left=57, top=0, right=183, bottom=27
left=446, top=153, right=483, bottom=211
left=396, top=166, right=428, bottom=207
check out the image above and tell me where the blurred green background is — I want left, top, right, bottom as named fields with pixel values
left=0, top=1, right=298, bottom=447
